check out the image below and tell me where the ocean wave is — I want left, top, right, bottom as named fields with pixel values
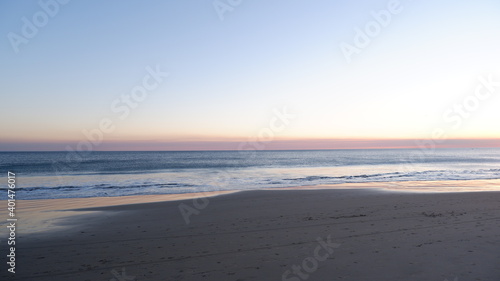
left=281, top=169, right=500, bottom=185
left=0, top=182, right=197, bottom=192
left=283, top=171, right=404, bottom=181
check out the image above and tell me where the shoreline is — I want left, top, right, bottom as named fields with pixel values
left=6, top=178, right=500, bottom=208
left=3, top=185, right=500, bottom=280
left=1, top=179, right=500, bottom=236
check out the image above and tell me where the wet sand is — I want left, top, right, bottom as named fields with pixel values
left=1, top=181, right=500, bottom=280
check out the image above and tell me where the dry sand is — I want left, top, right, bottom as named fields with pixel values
left=1, top=181, right=500, bottom=281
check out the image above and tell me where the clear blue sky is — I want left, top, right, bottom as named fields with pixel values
left=1, top=0, right=500, bottom=150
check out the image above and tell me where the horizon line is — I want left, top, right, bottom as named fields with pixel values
left=1, top=147, right=499, bottom=153
left=0, top=138, right=499, bottom=152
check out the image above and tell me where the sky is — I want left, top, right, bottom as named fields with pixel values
left=1, top=0, right=500, bottom=151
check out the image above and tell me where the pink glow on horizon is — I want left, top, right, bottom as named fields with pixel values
left=0, top=138, right=499, bottom=151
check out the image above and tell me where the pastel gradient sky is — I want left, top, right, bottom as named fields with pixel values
left=1, top=0, right=500, bottom=151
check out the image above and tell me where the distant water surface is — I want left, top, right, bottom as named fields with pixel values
left=1, top=148, right=500, bottom=199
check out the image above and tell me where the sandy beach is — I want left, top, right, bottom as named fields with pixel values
left=4, top=0, right=500, bottom=280
left=2, top=181, right=500, bottom=281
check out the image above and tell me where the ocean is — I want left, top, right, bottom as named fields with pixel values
left=1, top=148, right=500, bottom=199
